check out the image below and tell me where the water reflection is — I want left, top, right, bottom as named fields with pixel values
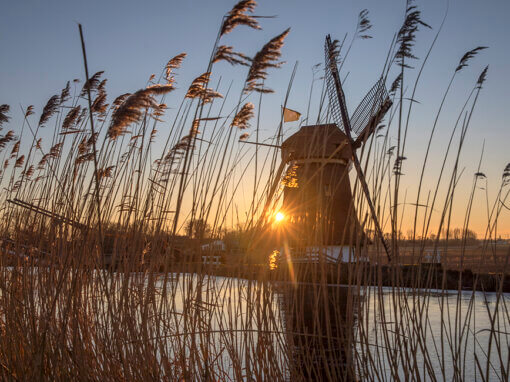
left=269, top=250, right=280, bottom=270
left=278, top=283, right=355, bottom=381
left=17, top=266, right=506, bottom=380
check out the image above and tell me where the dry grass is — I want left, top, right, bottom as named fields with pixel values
left=0, top=1, right=508, bottom=381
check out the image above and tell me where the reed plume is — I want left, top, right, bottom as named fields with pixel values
left=78, top=137, right=88, bottom=155
left=395, top=4, right=431, bottom=67
left=150, top=128, right=157, bottom=142
left=23, top=165, right=34, bottom=179
left=98, top=78, right=107, bottom=93
left=152, top=103, right=166, bottom=120
left=244, top=28, right=290, bottom=93
left=186, top=72, right=210, bottom=96
left=0, top=131, right=14, bottom=150
left=60, top=81, right=71, bottom=104
left=62, top=106, right=81, bottom=130
left=38, top=155, right=48, bottom=169
left=191, top=119, right=200, bottom=136
left=25, top=105, right=34, bottom=117
left=49, top=142, right=63, bottom=158
left=185, top=72, right=223, bottom=103
left=356, top=9, right=373, bottom=39
left=10, top=141, right=20, bottom=157
left=328, top=39, right=344, bottom=64
left=146, top=84, right=174, bottom=94
left=97, top=166, right=115, bottom=178
left=173, top=135, right=194, bottom=153
left=390, top=73, right=403, bottom=94
left=91, top=91, right=108, bottom=115
left=108, top=85, right=174, bottom=140
left=477, top=65, right=489, bottom=87
left=0, top=104, right=10, bottom=128
left=14, top=155, right=25, bottom=168
left=80, top=71, right=104, bottom=96
left=76, top=152, right=95, bottom=164
left=221, top=0, right=260, bottom=36
left=164, top=142, right=184, bottom=162
left=165, top=53, right=187, bottom=83
left=181, top=128, right=199, bottom=144
left=38, top=95, right=60, bottom=127
left=393, top=155, right=407, bottom=175
left=239, top=132, right=250, bottom=141
left=87, top=132, right=99, bottom=147
left=231, top=102, right=254, bottom=129
left=113, top=93, right=131, bottom=108
left=77, top=107, right=87, bottom=125
left=456, top=46, right=488, bottom=72
left=502, top=163, right=510, bottom=185
left=213, top=45, right=251, bottom=66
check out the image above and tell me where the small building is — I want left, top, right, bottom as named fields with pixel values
left=200, top=240, right=226, bottom=252
left=200, top=240, right=226, bottom=265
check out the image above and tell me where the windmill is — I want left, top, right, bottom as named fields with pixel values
left=277, top=34, right=392, bottom=263
left=324, top=34, right=393, bottom=261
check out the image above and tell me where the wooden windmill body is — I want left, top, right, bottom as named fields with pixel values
left=280, top=116, right=388, bottom=262
left=281, top=124, right=359, bottom=261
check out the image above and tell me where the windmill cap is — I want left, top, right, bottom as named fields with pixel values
left=281, top=123, right=352, bottom=162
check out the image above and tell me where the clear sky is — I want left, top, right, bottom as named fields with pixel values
left=1, top=0, right=509, bottom=237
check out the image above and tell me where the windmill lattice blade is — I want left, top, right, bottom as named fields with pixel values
left=324, top=35, right=347, bottom=133
left=350, top=77, right=389, bottom=137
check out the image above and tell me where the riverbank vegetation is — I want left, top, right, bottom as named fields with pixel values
left=0, top=0, right=508, bottom=380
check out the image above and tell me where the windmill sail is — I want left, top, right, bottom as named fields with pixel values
left=350, top=77, right=389, bottom=137
left=324, top=35, right=349, bottom=135
left=325, top=37, right=390, bottom=140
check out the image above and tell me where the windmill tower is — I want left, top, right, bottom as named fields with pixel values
left=278, top=35, right=392, bottom=263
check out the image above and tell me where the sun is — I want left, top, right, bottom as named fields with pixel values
left=275, top=212, right=285, bottom=223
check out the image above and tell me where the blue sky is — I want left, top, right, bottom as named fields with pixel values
left=1, top=0, right=509, bottom=235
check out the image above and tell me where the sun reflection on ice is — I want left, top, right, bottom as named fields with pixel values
left=269, top=250, right=280, bottom=270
